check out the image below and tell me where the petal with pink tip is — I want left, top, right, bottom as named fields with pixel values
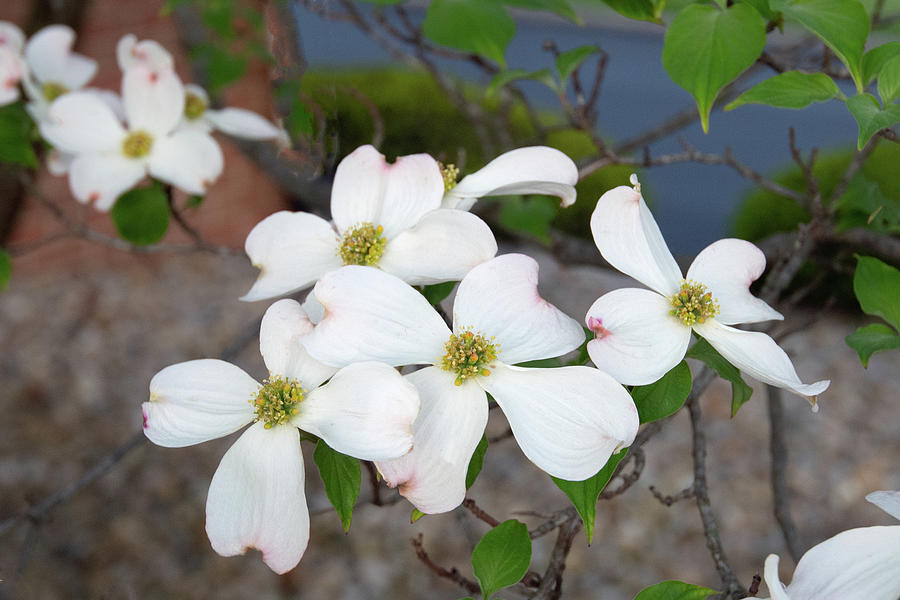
left=585, top=287, right=691, bottom=386
left=123, top=64, right=184, bottom=136
left=686, top=238, right=783, bottom=325
left=116, top=34, right=174, bottom=72
left=259, top=299, right=338, bottom=389
left=294, top=361, right=419, bottom=461
left=205, top=107, right=284, bottom=140
left=452, top=254, right=584, bottom=365
left=375, top=366, right=487, bottom=514
left=590, top=184, right=683, bottom=296
left=147, top=129, right=223, bottom=195
left=206, top=423, right=309, bottom=574
left=482, top=363, right=638, bottom=481
left=25, top=25, right=97, bottom=90
left=0, top=22, right=25, bottom=53
left=40, top=91, right=126, bottom=154
left=69, top=153, right=146, bottom=211
left=142, top=359, right=257, bottom=448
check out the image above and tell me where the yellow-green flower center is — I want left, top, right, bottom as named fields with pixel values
left=122, top=130, right=154, bottom=158
left=184, top=92, right=207, bottom=120
left=42, top=81, right=69, bottom=102
left=252, top=375, right=304, bottom=429
left=440, top=329, right=498, bottom=386
left=339, top=222, right=387, bottom=266
left=670, top=280, right=719, bottom=326
left=439, top=162, right=459, bottom=192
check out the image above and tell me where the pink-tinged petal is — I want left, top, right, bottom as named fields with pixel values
left=205, top=107, right=284, bottom=140
left=25, top=25, right=97, bottom=90
left=379, top=209, right=497, bottom=285
left=686, top=238, right=783, bottom=325
left=241, top=211, right=341, bottom=302
left=446, top=146, right=579, bottom=209
left=69, top=153, right=146, bottom=211
left=375, top=366, right=487, bottom=514
left=694, top=320, right=830, bottom=409
left=590, top=183, right=682, bottom=296
left=867, top=491, right=900, bottom=520
left=0, top=22, right=25, bottom=53
left=147, top=129, right=223, bottom=195
left=116, top=34, right=174, bottom=72
left=303, top=266, right=451, bottom=367
left=763, top=555, right=794, bottom=600
left=330, top=145, right=388, bottom=233
left=123, top=64, right=184, bottom=136
left=585, top=288, right=691, bottom=386
left=259, top=299, right=337, bottom=389
left=776, top=526, right=900, bottom=600
left=452, top=253, right=584, bottom=365
left=143, top=359, right=257, bottom=448
left=46, top=148, right=72, bottom=175
left=482, top=363, right=638, bottom=481
left=0, top=48, right=22, bottom=106
left=40, top=91, right=126, bottom=154
left=294, top=361, right=419, bottom=460
left=206, top=423, right=309, bottom=574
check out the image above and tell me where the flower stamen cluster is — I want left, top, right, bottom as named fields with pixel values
left=439, top=329, right=497, bottom=386
left=252, top=375, right=304, bottom=429
left=338, top=222, right=387, bottom=266
left=439, top=162, right=459, bottom=192
left=42, top=81, right=68, bottom=102
left=184, top=91, right=206, bottom=120
left=122, top=130, right=154, bottom=158
left=670, top=279, right=719, bottom=326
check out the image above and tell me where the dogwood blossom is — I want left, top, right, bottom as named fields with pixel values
left=757, top=491, right=900, bottom=599
left=440, top=146, right=579, bottom=211
left=21, top=25, right=97, bottom=122
left=586, top=175, right=829, bottom=408
left=0, top=21, right=25, bottom=106
left=241, top=144, right=498, bottom=301
left=39, top=61, right=223, bottom=210
left=302, top=254, right=639, bottom=514
left=142, top=299, right=420, bottom=573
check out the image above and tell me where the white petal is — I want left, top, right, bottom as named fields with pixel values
left=375, top=366, right=488, bottom=514
left=69, top=153, right=146, bottom=211
left=142, top=359, right=257, bottom=448
left=782, top=526, right=900, bottom=600
left=205, top=107, right=284, bottom=140
left=123, top=64, right=184, bottom=135
left=40, top=91, right=126, bottom=154
left=452, top=253, right=584, bottom=365
left=240, top=211, right=341, bottom=302
left=116, top=34, right=174, bottom=72
left=330, top=145, right=386, bottom=231
left=91, top=88, right=126, bottom=122
left=447, top=146, right=579, bottom=208
left=303, top=266, right=450, bottom=367
left=46, top=148, right=73, bottom=175
left=694, top=320, right=830, bottom=408
left=0, top=47, right=22, bottom=106
left=590, top=184, right=683, bottom=296
left=867, top=491, right=900, bottom=521
left=763, top=555, right=793, bottom=600
left=686, top=238, right=783, bottom=325
left=585, top=288, right=691, bottom=386
left=206, top=423, right=309, bottom=574
left=148, top=129, right=223, bottom=194
left=302, top=290, right=325, bottom=325
left=259, top=299, right=337, bottom=389
left=379, top=209, right=497, bottom=285
left=0, top=22, right=25, bottom=53
left=294, top=361, right=419, bottom=460
left=482, top=363, right=639, bottom=481
left=25, top=25, right=96, bottom=90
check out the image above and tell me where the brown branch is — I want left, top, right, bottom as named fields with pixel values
left=411, top=533, right=481, bottom=595
left=825, top=227, right=900, bottom=264
left=531, top=517, right=582, bottom=600
left=463, top=497, right=501, bottom=527
left=767, top=385, right=803, bottom=563
left=649, top=484, right=696, bottom=507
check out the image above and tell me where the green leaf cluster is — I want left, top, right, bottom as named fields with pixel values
left=846, top=256, right=900, bottom=366
left=110, top=184, right=171, bottom=246
left=471, top=519, right=532, bottom=599
left=633, top=580, right=718, bottom=600
left=0, top=102, right=37, bottom=168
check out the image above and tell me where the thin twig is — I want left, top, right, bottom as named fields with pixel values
left=767, top=385, right=803, bottom=563
left=531, top=517, right=582, bottom=600
left=649, top=484, right=696, bottom=507
left=411, top=533, right=480, bottom=595
left=462, top=497, right=501, bottom=527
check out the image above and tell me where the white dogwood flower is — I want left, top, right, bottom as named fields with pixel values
left=302, top=254, right=639, bottom=514
left=586, top=175, right=829, bottom=408
left=39, top=62, right=223, bottom=210
left=116, top=33, right=173, bottom=72
left=179, top=83, right=286, bottom=142
left=758, top=491, right=900, bottom=599
left=0, top=21, right=25, bottom=106
left=142, top=299, right=420, bottom=574
left=440, top=146, right=579, bottom=211
left=241, top=144, right=498, bottom=301
left=21, top=25, right=97, bottom=122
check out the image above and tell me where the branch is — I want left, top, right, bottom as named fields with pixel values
left=463, top=497, right=501, bottom=528
left=531, top=516, right=582, bottom=600
left=411, top=533, right=481, bottom=595
left=767, top=385, right=803, bottom=563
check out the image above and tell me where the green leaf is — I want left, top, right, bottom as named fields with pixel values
left=853, top=255, right=900, bottom=330
left=686, top=337, right=754, bottom=416
left=502, top=0, right=580, bottom=22
left=497, top=195, right=557, bottom=243
left=0, top=249, right=10, bottom=291
left=834, top=175, right=900, bottom=233
left=421, top=281, right=457, bottom=305
left=726, top=71, right=843, bottom=110
left=487, top=68, right=554, bottom=96
left=313, top=439, right=361, bottom=532
left=551, top=450, right=626, bottom=544
left=600, top=0, right=658, bottom=21
left=846, top=93, right=900, bottom=150
left=863, top=42, right=900, bottom=85
left=631, top=362, right=692, bottom=423
left=555, top=45, right=600, bottom=82
left=190, top=44, right=247, bottom=93
left=423, top=0, right=515, bottom=66
left=633, top=580, right=719, bottom=600
left=466, top=434, right=489, bottom=489
left=411, top=508, right=426, bottom=523
left=662, top=4, right=767, bottom=133
left=846, top=323, right=900, bottom=367
left=0, top=102, right=37, bottom=168
left=877, top=55, right=900, bottom=105
left=358, top=0, right=405, bottom=3
left=772, top=0, right=869, bottom=91
left=110, top=184, right=170, bottom=245
left=741, top=0, right=778, bottom=20
left=185, top=195, right=204, bottom=209
left=471, top=519, right=532, bottom=600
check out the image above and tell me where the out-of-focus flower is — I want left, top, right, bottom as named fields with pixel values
left=180, top=83, right=286, bottom=142
left=116, top=33, right=173, bottom=72
left=21, top=25, right=97, bottom=121
left=0, top=21, right=25, bottom=106
left=586, top=175, right=829, bottom=408
left=142, top=299, right=420, bottom=573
